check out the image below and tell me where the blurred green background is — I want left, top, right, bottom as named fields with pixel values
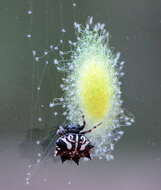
left=0, top=0, right=161, bottom=189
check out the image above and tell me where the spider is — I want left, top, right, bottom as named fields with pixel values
left=54, top=115, right=102, bottom=165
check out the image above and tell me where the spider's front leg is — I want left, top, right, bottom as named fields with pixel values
left=78, top=115, right=86, bottom=131
left=80, top=122, right=102, bottom=135
left=81, top=114, right=86, bottom=130
left=82, top=114, right=86, bottom=125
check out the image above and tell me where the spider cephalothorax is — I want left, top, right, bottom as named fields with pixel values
left=54, top=116, right=102, bottom=165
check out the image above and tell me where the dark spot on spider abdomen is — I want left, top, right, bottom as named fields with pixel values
left=56, top=138, right=68, bottom=151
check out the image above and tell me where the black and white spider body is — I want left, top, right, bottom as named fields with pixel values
left=54, top=116, right=102, bottom=165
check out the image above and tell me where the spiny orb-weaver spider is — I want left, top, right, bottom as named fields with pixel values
left=54, top=115, right=102, bottom=165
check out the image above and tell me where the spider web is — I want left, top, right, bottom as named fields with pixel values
left=23, top=0, right=135, bottom=185
left=24, top=0, right=83, bottom=185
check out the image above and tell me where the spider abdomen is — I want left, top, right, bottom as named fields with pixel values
left=55, top=133, right=94, bottom=165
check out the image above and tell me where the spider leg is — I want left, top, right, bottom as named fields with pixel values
left=79, top=115, right=86, bottom=131
left=80, top=122, right=102, bottom=134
